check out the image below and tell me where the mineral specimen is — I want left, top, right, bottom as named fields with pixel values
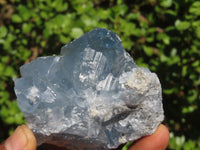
left=14, top=28, right=164, bottom=149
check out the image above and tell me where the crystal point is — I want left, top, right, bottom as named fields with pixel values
left=14, top=28, right=164, bottom=149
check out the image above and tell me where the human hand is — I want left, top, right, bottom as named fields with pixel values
left=0, top=124, right=169, bottom=150
left=0, top=125, right=37, bottom=150
left=128, top=124, right=169, bottom=150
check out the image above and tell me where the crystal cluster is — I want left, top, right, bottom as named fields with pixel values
left=14, top=28, right=164, bottom=149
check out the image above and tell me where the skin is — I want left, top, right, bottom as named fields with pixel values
left=0, top=125, right=37, bottom=150
left=129, top=124, right=169, bottom=150
left=0, top=124, right=169, bottom=150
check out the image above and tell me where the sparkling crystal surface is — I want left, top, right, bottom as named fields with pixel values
left=14, top=28, right=164, bottom=149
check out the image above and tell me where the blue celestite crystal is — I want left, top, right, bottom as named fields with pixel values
left=14, top=28, right=164, bottom=149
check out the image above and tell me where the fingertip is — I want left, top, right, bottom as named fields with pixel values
left=4, top=125, right=37, bottom=150
left=20, top=125, right=37, bottom=150
left=157, top=124, right=170, bottom=149
left=129, top=124, right=169, bottom=150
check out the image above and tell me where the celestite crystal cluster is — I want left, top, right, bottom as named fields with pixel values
left=14, top=28, right=164, bottom=150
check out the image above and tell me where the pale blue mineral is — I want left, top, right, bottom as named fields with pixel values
left=14, top=28, right=164, bottom=149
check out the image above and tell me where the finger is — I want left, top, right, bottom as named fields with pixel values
left=129, top=124, right=169, bottom=150
left=0, top=125, right=37, bottom=150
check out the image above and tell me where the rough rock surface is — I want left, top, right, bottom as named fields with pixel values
left=14, top=28, right=164, bottom=149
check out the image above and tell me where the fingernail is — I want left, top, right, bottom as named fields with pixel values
left=5, top=125, right=27, bottom=150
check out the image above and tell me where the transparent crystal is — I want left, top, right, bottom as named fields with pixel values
left=14, top=28, right=164, bottom=149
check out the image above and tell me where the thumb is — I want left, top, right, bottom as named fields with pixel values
left=129, top=124, right=169, bottom=150
left=0, top=125, right=37, bottom=150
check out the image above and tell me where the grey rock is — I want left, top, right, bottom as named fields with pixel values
left=14, top=28, right=164, bottom=149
